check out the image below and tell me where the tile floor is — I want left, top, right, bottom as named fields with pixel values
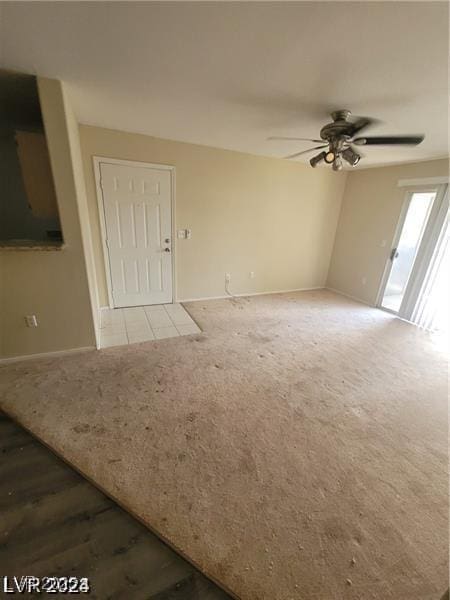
left=99, top=303, right=201, bottom=348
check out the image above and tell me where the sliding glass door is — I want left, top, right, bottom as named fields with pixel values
left=378, top=184, right=449, bottom=327
left=380, top=191, right=436, bottom=312
left=412, top=210, right=449, bottom=334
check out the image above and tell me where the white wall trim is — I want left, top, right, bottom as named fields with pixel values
left=179, top=286, right=324, bottom=303
left=101, top=285, right=368, bottom=309
left=0, top=346, right=96, bottom=365
left=398, top=176, right=449, bottom=187
left=92, top=156, right=177, bottom=309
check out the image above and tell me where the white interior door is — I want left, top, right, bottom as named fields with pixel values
left=99, top=162, right=173, bottom=307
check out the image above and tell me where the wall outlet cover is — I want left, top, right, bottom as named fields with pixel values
left=25, top=315, right=38, bottom=327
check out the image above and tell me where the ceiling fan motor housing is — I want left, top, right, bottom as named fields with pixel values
left=317, top=110, right=360, bottom=169
left=319, top=110, right=353, bottom=144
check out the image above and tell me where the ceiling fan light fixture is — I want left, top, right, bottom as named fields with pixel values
left=332, top=157, right=343, bottom=171
left=324, top=151, right=335, bottom=164
left=342, top=148, right=361, bottom=167
left=309, top=151, right=326, bottom=168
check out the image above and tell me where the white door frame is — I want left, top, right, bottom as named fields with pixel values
left=93, top=156, right=177, bottom=308
left=401, top=184, right=448, bottom=320
left=376, top=183, right=447, bottom=317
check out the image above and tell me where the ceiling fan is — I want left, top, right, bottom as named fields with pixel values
left=268, top=110, right=424, bottom=170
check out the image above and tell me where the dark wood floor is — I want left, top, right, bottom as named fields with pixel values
left=0, top=412, right=231, bottom=599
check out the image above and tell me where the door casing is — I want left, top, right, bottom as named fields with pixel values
left=93, top=156, right=177, bottom=308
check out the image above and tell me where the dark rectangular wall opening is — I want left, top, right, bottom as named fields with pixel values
left=0, top=70, right=63, bottom=246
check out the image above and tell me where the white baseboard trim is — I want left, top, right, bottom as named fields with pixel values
left=0, top=346, right=96, bottom=365
left=178, top=286, right=324, bottom=303
left=100, top=287, right=325, bottom=307
left=325, top=287, right=374, bottom=307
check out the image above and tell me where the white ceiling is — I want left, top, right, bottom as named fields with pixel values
left=1, top=2, right=448, bottom=168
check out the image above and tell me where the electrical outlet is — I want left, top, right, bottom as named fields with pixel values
left=225, top=273, right=231, bottom=283
left=249, top=271, right=255, bottom=279
left=25, top=315, right=38, bottom=328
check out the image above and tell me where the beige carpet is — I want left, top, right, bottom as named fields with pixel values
left=0, top=290, right=447, bottom=600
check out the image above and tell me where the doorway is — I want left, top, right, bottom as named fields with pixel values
left=95, top=159, right=174, bottom=308
left=378, top=183, right=448, bottom=325
left=380, top=190, right=436, bottom=312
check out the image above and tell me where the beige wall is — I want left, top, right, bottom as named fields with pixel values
left=0, top=78, right=96, bottom=358
left=79, top=125, right=347, bottom=305
left=327, top=158, right=449, bottom=305
left=63, top=88, right=100, bottom=341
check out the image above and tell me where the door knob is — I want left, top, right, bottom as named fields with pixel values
left=164, top=247, right=171, bottom=253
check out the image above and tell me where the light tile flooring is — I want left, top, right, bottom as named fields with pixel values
left=99, top=303, right=201, bottom=348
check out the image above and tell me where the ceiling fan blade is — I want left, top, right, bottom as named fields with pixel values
left=284, top=145, right=327, bottom=159
left=268, top=136, right=324, bottom=143
left=347, top=116, right=377, bottom=137
left=353, top=135, right=424, bottom=146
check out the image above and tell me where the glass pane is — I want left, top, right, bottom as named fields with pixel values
left=382, top=192, right=436, bottom=313
left=413, top=211, right=449, bottom=342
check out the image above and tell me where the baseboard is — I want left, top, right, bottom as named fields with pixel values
left=0, top=346, right=96, bottom=365
left=325, top=287, right=374, bottom=307
left=100, top=287, right=325, bottom=307
left=178, top=286, right=324, bottom=303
